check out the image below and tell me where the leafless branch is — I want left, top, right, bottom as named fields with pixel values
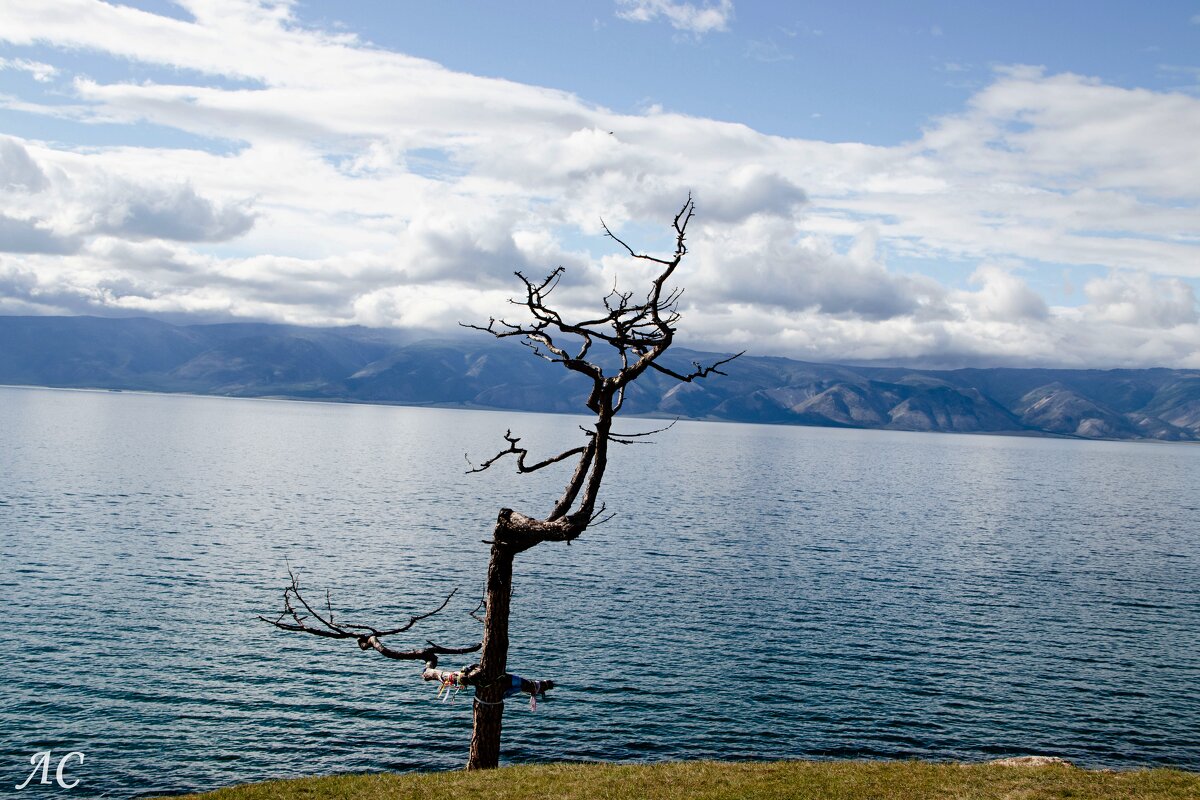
left=466, top=430, right=588, bottom=474
left=649, top=351, right=744, bottom=383
left=469, top=596, right=486, bottom=623
left=363, top=636, right=481, bottom=664
left=608, top=419, right=678, bottom=440
left=260, top=568, right=480, bottom=664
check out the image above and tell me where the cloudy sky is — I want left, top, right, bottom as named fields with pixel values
left=1, top=0, right=1198, bottom=368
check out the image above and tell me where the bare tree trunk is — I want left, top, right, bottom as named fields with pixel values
left=467, top=538, right=514, bottom=770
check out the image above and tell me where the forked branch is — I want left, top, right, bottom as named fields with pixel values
left=649, top=352, right=744, bottom=383
left=261, top=570, right=551, bottom=696
left=260, top=568, right=481, bottom=666
left=466, top=430, right=589, bottom=475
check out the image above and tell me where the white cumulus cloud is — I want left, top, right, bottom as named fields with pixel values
left=615, top=0, right=734, bottom=35
left=0, top=56, right=57, bottom=82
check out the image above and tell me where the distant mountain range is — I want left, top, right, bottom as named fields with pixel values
left=2, top=315, right=1198, bottom=442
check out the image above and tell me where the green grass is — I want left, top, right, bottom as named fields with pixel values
left=163, top=759, right=1199, bottom=800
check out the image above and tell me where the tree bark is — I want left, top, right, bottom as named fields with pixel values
left=466, top=536, right=514, bottom=770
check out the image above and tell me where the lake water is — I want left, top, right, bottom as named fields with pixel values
left=1, top=385, right=1198, bottom=797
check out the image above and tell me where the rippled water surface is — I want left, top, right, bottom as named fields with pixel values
left=2, top=386, right=1198, bottom=797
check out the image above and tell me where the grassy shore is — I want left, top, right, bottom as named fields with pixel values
left=165, top=759, right=1198, bottom=800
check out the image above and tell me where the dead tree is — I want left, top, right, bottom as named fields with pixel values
left=263, top=197, right=738, bottom=770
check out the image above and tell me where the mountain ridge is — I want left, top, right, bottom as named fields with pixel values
left=2, top=315, right=1198, bottom=442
